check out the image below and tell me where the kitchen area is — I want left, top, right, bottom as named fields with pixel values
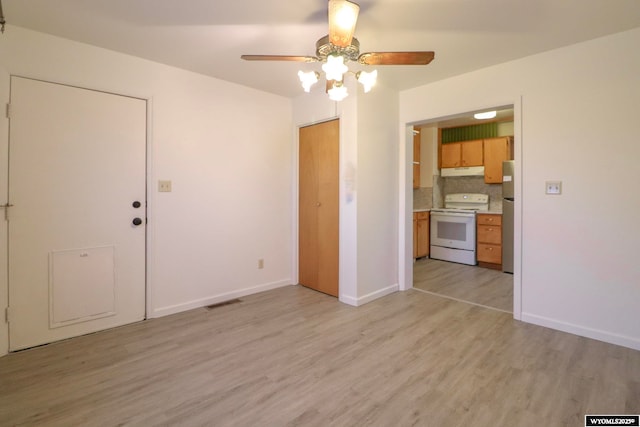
left=412, top=107, right=515, bottom=312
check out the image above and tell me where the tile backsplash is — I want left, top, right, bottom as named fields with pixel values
left=413, top=176, right=503, bottom=212
left=434, top=175, right=503, bottom=212
left=413, top=187, right=433, bottom=210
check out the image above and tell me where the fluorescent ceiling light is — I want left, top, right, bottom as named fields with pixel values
left=474, top=111, right=497, bottom=120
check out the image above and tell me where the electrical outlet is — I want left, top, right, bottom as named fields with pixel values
left=158, top=180, right=172, bottom=192
left=258, top=259, right=264, bottom=269
left=545, top=181, right=562, bottom=195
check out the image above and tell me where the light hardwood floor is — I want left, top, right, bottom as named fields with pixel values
left=414, top=258, right=514, bottom=312
left=1, top=286, right=639, bottom=426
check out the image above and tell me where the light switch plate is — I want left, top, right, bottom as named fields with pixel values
left=158, top=180, right=172, bottom=192
left=545, top=181, right=562, bottom=195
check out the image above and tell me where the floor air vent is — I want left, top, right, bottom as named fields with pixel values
left=206, top=299, right=242, bottom=310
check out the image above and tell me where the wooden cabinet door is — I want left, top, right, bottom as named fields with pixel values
left=460, top=139, right=483, bottom=166
left=441, top=140, right=483, bottom=168
left=477, top=243, right=502, bottom=264
left=413, top=128, right=421, bottom=189
left=477, top=214, right=502, bottom=266
left=477, top=214, right=502, bottom=226
left=413, top=214, right=418, bottom=258
left=299, top=119, right=339, bottom=297
left=477, top=225, right=501, bottom=244
left=484, top=137, right=512, bottom=183
left=415, top=211, right=430, bottom=258
left=441, top=143, right=461, bottom=168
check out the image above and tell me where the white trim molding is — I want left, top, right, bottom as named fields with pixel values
left=151, top=280, right=293, bottom=318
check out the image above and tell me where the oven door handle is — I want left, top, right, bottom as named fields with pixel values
left=431, top=212, right=475, bottom=218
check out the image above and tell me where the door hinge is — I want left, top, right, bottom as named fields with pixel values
left=5, top=307, right=9, bottom=323
left=5, top=103, right=10, bottom=119
left=1, top=203, right=13, bottom=221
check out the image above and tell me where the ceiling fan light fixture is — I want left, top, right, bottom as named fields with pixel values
left=356, top=69, right=377, bottom=93
left=322, top=54, right=348, bottom=82
left=240, top=0, right=435, bottom=102
left=328, top=82, right=349, bottom=102
left=328, top=0, right=360, bottom=48
left=474, top=111, right=497, bottom=120
left=298, top=70, right=320, bottom=92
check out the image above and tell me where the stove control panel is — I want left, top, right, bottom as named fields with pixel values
left=444, top=193, right=489, bottom=211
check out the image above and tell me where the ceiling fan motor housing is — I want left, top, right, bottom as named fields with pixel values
left=316, top=35, right=360, bottom=62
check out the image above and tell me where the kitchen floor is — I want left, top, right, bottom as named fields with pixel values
left=413, top=258, right=513, bottom=312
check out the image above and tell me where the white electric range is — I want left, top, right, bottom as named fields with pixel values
left=430, top=193, right=489, bottom=265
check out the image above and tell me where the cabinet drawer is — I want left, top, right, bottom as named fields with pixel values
left=477, top=214, right=502, bottom=226
left=477, top=225, right=501, bottom=244
left=477, top=243, right=502, bottom=264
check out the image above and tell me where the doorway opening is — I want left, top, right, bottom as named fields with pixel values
left=407, top=105, right=519, bottom=315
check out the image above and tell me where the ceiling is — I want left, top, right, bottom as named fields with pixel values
left=3, top=0, right=640, bottom=98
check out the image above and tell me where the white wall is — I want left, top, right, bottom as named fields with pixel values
left=0, top=65, right=8, bottom=355
left=498, top=121, right=514, bottom=137
left=400, top=28, right=640, bottom=350
left=356, top=85, right=400, bottom=302
left=0, top=26, right=294, bottom=355
left=419, top=127, right=437, bottom=188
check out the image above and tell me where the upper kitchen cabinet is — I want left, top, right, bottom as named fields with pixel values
left=440, top=139, right=483, bottom=168
left=483, top=137, right=514, bottom=183
left=413, top=127, right=421, bottom=189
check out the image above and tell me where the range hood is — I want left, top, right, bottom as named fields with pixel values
left=441, top=166, right=485, bottom=177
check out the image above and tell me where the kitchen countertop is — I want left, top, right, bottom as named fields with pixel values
left=413, top=208, right=503, bottom=214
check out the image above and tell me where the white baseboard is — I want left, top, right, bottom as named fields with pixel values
left=339, top=284, right=399, bottom=307
left=151, top=279, right=292, bottom=318
left=521, top=312, right=640, bottom=351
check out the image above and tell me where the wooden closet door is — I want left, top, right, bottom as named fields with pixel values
left=299, top=119, right=339, bottom=297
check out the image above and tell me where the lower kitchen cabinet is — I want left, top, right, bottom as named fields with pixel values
left=413, top=211, right=430, bottom=259
left=477, top=213, right=502, bottom=269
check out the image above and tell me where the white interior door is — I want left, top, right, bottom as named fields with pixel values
left=8, top=77, right=146, bottom=351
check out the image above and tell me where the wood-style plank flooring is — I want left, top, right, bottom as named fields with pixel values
left=414, top=258, right=513, bottom=312
left=1, top=285, right=639, bottom=426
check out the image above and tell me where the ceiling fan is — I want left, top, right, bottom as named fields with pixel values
left=241, top=0, right=435, bottom=100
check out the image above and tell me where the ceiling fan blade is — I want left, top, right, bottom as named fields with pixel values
left=241, top=55, right=319, bottom=63
left=358, top=52, right=435, bottom=66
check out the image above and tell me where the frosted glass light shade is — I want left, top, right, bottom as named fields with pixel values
left=328, top=83, right=348, bottom=101
left=298, top=70, right=319, bottom=92
left=322, top=55, right=348, bottom=82
left=357, top=69, right=377, bottom=93
left=328, top=0, right=360, bottom=47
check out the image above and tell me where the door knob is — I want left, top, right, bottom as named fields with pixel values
left=132, top=201, right=141, bottom=208
left=316, top=202, right=321, bottom=207
left=132, top=217, right=143, bottom=226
